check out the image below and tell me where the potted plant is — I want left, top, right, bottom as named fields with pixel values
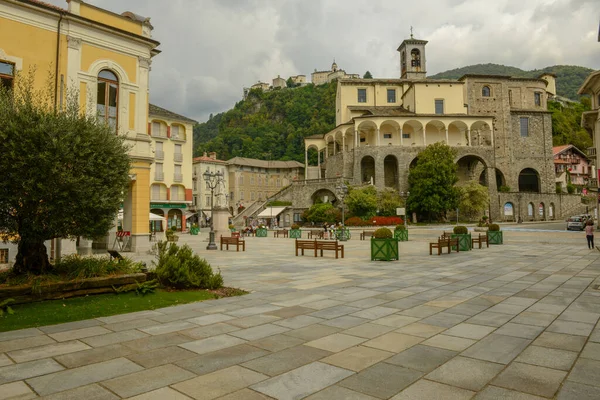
left=190, top=223, right=199, bottom=235
left=394, top=224, right=408, bottom=241
left=256, top=224, right=268, bottom=237
left=336, top=225, right=350, bottom=241
left=451, top=225, right=471, bottom=251
left=289, top=223, right=302, bottom=239
left=487, top=223, right=503, bottom=244
left=229, top=224, right=236, bottom=232
left=371, top=227, right=399, bottom=261
left=165, top=228, right=179, bottom=242
left=474, top=216, right=489, bottom=232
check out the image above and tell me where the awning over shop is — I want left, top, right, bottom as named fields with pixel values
left=118, top=211, right=166, bottom=221
left=257, top=207, right=288, bottom=218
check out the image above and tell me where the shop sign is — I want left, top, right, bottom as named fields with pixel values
left=150, top=203, right=186, bottom=209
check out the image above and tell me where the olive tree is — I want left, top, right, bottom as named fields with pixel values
left=0, top=74, right=131, bottom=275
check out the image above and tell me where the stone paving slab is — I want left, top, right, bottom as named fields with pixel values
left=2, top=233, right=600, bottom=399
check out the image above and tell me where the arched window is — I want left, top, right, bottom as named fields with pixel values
left=97, top=70, right=118, bottom=133
left=410, top=49, right=421, bottom=68
left=482, top=86, right=491, bottom=97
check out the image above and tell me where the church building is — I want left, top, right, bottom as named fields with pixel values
left=304, top=36, right=582, bottom=221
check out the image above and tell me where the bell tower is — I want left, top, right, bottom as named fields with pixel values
left=397, top=29, right=428, bottom=80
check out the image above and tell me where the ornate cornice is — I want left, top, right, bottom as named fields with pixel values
left=138, top=56, right=151, bottom=69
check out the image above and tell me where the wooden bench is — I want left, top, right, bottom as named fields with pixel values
left=472, top=233, right=489, bottom=249
left=295, top=239, right=345, bottom=258
left=220, top=235, right=245, bottom=251
left=295, top=239, right=317, bottom=257
left=317, top=240, right=344, bottom=259
left=273, top=229, right=289, bottom=238
left=429, top=237, right=459, bottom=255
left=360, top=230, right=375, bottom=240
left=307, top=230, right=324, bottom=239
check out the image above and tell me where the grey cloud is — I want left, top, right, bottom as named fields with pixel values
left=45, top=0, right=600, bottom=123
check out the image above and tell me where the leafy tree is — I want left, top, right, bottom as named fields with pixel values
left=378, top=189, right=403, bottom=216
left=457, top=180, right=489, bottom=220
left=363, top=71, right=373, bottom=79
left=0, top=73, right=131, bottom=275
left=302, top=202, right=336, bottom=223
left=549, top=100, right=592, bottom=151
left=286, top=77, right=295, bottom=88
left=346, top=186, right=378, bottom=218
left=407, top=143, right=460, bottom=221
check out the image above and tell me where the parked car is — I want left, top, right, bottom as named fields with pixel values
left=567, top=216, right=585, bottom=231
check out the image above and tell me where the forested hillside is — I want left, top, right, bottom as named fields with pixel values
left=194, top=64, right=595, bottom=160
left=429, top=63, right=594, bottom=100
left=193, top=82, right=336, bottom=162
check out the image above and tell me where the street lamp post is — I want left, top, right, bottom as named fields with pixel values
left=400, top=191, right=410, bottom=227
left=336, top=183, right=349, bottom=240
left=203, top=169, right=224, bottom=250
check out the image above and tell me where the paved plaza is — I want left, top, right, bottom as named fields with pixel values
left=1, top=227, right=600, bottom=399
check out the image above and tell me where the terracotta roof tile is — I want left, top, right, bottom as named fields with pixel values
left=23, top=0, right=65, bottom=12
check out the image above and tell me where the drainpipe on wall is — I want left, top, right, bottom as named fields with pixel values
left=54, top=11, right=64, bottom=261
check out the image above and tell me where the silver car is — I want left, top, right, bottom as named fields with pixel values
left=567, top=216, right=585, bottom=231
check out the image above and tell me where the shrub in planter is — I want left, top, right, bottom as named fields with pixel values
left=451, top=225, right=471, bottom=251
left=256, top=225, right=268, bottom=237
left=228, top=224, right=235, bottom=231
left=154, top=242, right=223, bottom=289
left=289, top=223, right=302, bottom=239
left=394, top=224, right=408, bottom=241
left=190, top=224, right=199, bottom=235
left=371, top=227, right=399, bottom=261
left=487, top=223, right=503, bottom=244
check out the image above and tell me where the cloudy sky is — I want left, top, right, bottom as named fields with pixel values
left=48, top=0, right=600, bottom=123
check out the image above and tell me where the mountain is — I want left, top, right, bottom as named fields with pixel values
left=429, top=63, right=594, bottom=100
left=193, top=82, right=336, bottom=162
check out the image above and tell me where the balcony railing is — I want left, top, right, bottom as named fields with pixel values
left=155, top=172, right=164, bottom=181
left=174, top=173, right=183, bottom=182
left=590, top=178, right=598, bottom=188
left=155, top=150, right=164, bottom=160
left=174, top=153, right=183, bottom=162
left=587, top=147, right=596, bottom=157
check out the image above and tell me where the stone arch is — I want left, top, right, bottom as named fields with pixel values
left=456, top=154, right=488, bottom=184
left=361, top=155, right=375, bottom=185
left=527, top=202, right=535, bottom=219
left=482, top=86, right=491, bottom=97
left=343, top=127, right=355, bottom=152
left=549, top=202, right=555, bottom=220
left=357, top=120, right=377, bottom=146
left=403, top=120, right=424, bottom=146
left=519, top=168, right=540, bottom=193
left=448, top=121, right=468, bottom=146
left=380, top=120, right=401, bottom=146
left=311, top=188, right=336, bottom=205
left=425, top=120, right=447, bottom=145
left=538, top=202, right=546, bottom=220
left=325, top=135, right=335, bottom=156
left=470, top=121, right=493, bottom=146
left=503, top=202, right=514, bottom=221
left=384, top=155, right=399, bottom=189
left=306, top=145, right=319, bottom=167
left=87, top=59, right=131, bottom=84
left=334, top=130, right=344, bottom=153
left=409, top=156, right=419, bottom=169
left=495, top=168, right=507, bottom=191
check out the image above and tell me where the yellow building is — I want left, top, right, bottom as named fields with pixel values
left=1, top=0, right=160, bottom=252
left=148, top=104, right=196, bottom=232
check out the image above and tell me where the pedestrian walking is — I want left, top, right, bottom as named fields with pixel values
left=585, top=220, right=594, bottom=249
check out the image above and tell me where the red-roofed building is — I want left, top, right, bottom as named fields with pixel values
left=553, top=145, right=593, bottom=191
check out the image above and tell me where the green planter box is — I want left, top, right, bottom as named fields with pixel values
left=289, top=229, right=302, bottom=239
left=256, top=228, right=268, bottom=237
left=336, top=228, right=350, bottom=241
left=451, top=233, right=472, bottom=251
left=487, top=230, right=503, bottom=244
left=371, top=237, right=399, bottom=261
left=190, top=227, right=199, bottom=235
left=394, top=229, right=408, bottom=241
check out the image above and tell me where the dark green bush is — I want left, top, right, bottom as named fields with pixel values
left=154, top=242, right=223, bottom=289
left=291, top=224, right=300, bottom=230
left=395, top=224, right=406, bottom=231
left=488, top=223, right=500, bottom=231
left=54, top=255, right=142, bottom=280
left=373, top=227, right=393, bottom=239
left=453, top=226, right=468, bottom=234
left=499, top=185, right=511, bottom=193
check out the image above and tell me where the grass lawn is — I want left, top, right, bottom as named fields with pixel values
left=0, top=289, right=217, bottom=332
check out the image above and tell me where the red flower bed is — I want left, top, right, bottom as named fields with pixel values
left=345, top=217, right=369, bottom=226
left=370, top=216, right=403, bottom=226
